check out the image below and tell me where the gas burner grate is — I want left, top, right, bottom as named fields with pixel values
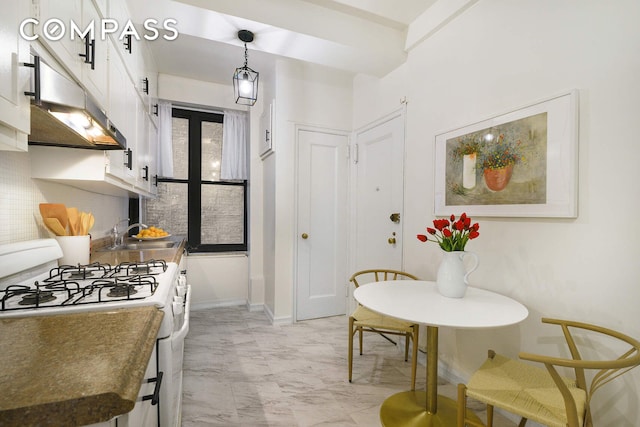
left=1, top=282, right=81, bottom=310
left=116, top=260, right=168, bottom=276
left=19, top=290, right=56, bottom=305
left=48, top=263, right=113, bottom=282
left=108, top=284, right=138, bottom=298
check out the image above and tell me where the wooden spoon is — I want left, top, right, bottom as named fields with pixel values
left=67, top=207, right=79, bottom=236
left=44, top=218, right=67, bottom=236
left=81, top=213, right=91, bottom=236
left=40, top=203, right=69, bottom=234
left=87, top=213, right=95, bottom=233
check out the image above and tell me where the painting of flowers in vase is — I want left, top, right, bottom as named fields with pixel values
left=444, top=112, right=548, bottom=206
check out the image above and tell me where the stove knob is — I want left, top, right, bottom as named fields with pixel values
left=172, top=296, right=184, bottom=314
left=176, top=284, right=187, bottom=297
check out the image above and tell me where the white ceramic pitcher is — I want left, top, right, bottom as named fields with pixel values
left=436, top=251, right=479, bottom=298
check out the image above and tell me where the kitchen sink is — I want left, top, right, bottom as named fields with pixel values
left=97, top=240, right=179, bottom=252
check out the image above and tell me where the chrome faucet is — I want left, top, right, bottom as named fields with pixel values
left=123, top=223, right=148, bottom=240
left=110, top=220, right=147, bottom=248
left=110, top=219, right=129, bottom=248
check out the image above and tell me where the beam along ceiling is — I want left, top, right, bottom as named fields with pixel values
left=126, top=0, right=437, bottom=85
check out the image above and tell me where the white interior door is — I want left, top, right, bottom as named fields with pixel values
left=354, top=109, right=406, bottom=271
left=296, top=128, right=349, bottom=321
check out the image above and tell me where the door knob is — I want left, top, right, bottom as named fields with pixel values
left=301, top=233, right=309, bottom=239
left=389, top=213, right=400, bottom=223
left=388, top=232, right=396, bottom=245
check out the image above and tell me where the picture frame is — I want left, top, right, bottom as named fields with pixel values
left=434, top=90, right=579, bottom=218
left=259, top=99, right=275, bottom=159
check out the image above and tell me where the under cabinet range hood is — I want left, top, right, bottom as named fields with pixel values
left=26, top=56, right=126, bottom=150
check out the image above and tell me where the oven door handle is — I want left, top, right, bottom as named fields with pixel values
left=172, top=285, right=191, bottom=347
left=142, top=370, right=163, bottom=405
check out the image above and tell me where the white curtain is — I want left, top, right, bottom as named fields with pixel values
left=221, top=110, right=248, bottom=180
left=157, top=101, right=173, bottom=177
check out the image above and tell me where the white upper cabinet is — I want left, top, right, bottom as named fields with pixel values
left=0, top=0, right=30, bottom=151
left=107, top=40, right=137, bottom=184
left=108, top=0, right=141, bottom=83
left=140, top=42, right=159, bottom=125
left=35, top=0, right=83, bottom=79
left=36, top=0, right=108, bottom=110
left=80, top=0, right=108, bottom=109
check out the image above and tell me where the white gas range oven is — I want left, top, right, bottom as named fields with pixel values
left=0, top=239, right=191, bottom=427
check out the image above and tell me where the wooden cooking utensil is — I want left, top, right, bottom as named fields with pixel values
left=39, top=203, right=69, bottom=234
left=67, top=207, right=79, bottom=236
left=81, top=213, right=91, bottom=236
left=44, top=218, right=67, bottom=236
left=87, top=213, right=95, bottom=233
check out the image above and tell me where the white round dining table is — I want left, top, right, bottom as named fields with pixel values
left=353, top=280, right=528, bottom=427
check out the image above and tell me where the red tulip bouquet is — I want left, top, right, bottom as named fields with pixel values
left=417, top=213, right=480, bottom=252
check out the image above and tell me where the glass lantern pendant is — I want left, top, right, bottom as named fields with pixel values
left=233, top=30, right=259, bottom=106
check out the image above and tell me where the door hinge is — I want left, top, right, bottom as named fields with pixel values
left=353, top=144, right=359, bottom=164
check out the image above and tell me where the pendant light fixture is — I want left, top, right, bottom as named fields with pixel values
left=233, top=30, right=259, bottom=106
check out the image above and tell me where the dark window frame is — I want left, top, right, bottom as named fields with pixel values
left=157, top=108, right=248, bottom=253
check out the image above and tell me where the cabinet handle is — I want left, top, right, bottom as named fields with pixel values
left=23, top=55, right=41, bottom=105
left=123, top=34, right=132, bottom=54
left=143, top=165, right=149, bottom=181
left=153, top=104, right=159, bottom=116
left=153, top=175, right=158, bottom=187
left=142, top=77, right=149, bottom=94
left=79, top=35, right=95, bottom=69
left=124, top=148, right=132, bottom=170
left=265, top=129, right=270, bottom=142
left=142, top=371, right=163, bottom=406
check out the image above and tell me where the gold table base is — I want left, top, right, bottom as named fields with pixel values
left=380, top=391, right=481, bottom=427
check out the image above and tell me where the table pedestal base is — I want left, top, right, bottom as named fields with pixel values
left=380, top=391, right=482, bottom=427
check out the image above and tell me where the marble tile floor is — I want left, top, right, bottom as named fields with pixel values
left=182, top=306, right=516, bottom=427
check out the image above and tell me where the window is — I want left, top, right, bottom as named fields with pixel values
left=144, top=108, right=247, bottom=252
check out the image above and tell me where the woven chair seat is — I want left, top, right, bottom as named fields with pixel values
left=466, top=353, right=586, bottom=427
left=351, top=306, right=415, bottom=332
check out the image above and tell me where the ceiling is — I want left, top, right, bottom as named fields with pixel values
left=126, top=0, right=438, bottom=86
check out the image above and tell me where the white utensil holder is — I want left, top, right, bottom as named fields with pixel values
left=55, top=235, right=90, bottom=266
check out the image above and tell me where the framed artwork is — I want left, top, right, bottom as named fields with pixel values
left=259, top=99, right=275, bottom=159
left=434, top=90, right=579, bottom=218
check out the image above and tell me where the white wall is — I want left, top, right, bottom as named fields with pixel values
left=0, top=151, right=128, bottom=244
left=264, top=59, right=353, bottom=322
left=353, top=1, right=640, bottom=424
left=187, top=254, right=249, bottom=309
left=158, top=73, right=258, bottom=308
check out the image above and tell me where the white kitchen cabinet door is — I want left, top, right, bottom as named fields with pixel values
left=139, top=119, right=159, bottom=196
left=135, top=101, right=150, bottom=192
left=148, top=121, right=159, bottom=196
left=0, top=0, right=31, bottom=151
left=37, top=0, right=107, bottom=110
left=107, top=39, right=136, bottom=183
left=108, top=0, right=141, bottom=82
left=115, top=346, right=159, bottom=427
left=139, top=41, right=158, bottom=122
left=80, top=0, right=108, bottom=110
left=36, top=0, right=84, bottom=81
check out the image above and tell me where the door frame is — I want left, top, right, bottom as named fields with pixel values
left=348, top=105, right=407, bottom=312
left=293, top=123, right=351, bottom=322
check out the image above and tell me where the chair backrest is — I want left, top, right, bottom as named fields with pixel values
left=518, top=318, right=640, bottom=427
left=349, top=269, right=418, bottom=288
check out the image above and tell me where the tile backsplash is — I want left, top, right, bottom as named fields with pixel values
left=1, top=151, right=128, bottom=245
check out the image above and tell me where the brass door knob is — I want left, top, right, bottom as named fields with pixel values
left=388, top=237, right=397, bottom=244
left=301, top=233, right=309, bottom=239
